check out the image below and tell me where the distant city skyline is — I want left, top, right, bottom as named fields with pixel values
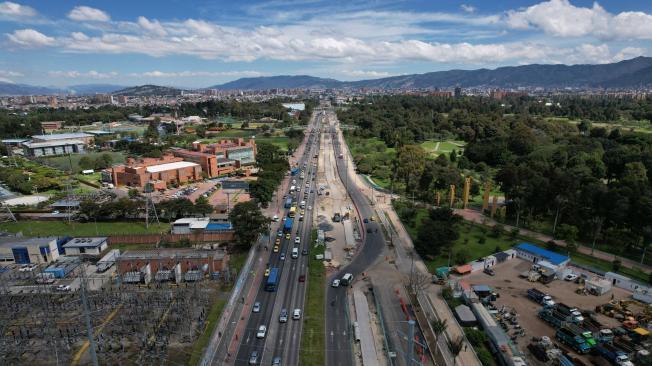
left=1, top=0, right=652, bottom=87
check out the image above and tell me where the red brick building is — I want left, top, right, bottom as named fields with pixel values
left=108, top=154, right=202, bottom=189
left=171, top=148, right=239, bottom=178
left=116, top=248, right=229, bottom=276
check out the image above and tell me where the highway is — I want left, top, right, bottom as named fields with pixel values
left=234, top=113, right=321, bottom=365
left=324, top=109, right=386, bottom=366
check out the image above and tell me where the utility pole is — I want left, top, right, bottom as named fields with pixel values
left=80, top=265, right=99, bottom=366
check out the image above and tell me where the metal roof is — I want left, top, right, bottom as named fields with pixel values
left=23, top=140, right=85, bottom=148
left=0, top=236, right=57, bottom=249
left=63, top=237, right=107, bottom=248
left=515, top=243, right=569, bottom=265
left=145, top=161, right=199, bottom=173
left=32, top=133, right=92, bottom=140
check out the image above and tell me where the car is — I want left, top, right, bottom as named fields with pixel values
left=294, top=236, right=301, bottom=244
left=282, top=216, right=286, bottom=222
left=256, top=325, right=267, bottom=338
left=299, top=215, right=304, bottom=222
left=370, top=216, right=375, bottom=221
left=366, top=228, right=372, bottom=233
left=272, top=215, right=279, bottom=222
left=273, top=245, right=279, bottom=253
left=302, top=248, right=308, bottom=255
left=272, top=356, right=281, bottom=366
left=275, top=238, right=281, bottom=245
left=285, top=233, right=291, bottom=240
left=291, top=248, right=299, bottom=259
left=331, top=279, right=340, bottom=288
left=249, top=351, right=258, bottom=365
left=293, top=309, right=301, bottom=320
left=55, top=285, right=71, bottom=292
left=277, top=230, right=283, bottom=237
left=307, top=205, right=312, bottom=210
left=252, top=302, right=261, bottom=313
left=279, top=309, right=288, bottom=323
left=483, top=268, right=496, bottom=276
left=264, top=268, right=270, bottom=277
left=280, top=253, right=286, bottom=260
left=564, top=274, right=579, bottom=281
left=298, top=274, right=306, bottom=282
left=363, top=218, right=369, bottom=223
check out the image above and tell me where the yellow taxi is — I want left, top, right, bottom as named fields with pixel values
left=300, top=209, right=305, bottom=215
left=273, top=245, right=279, bottom=253
left=285, top=233, right=291, bottom=240
left=264, top=268, right=270, bottom=277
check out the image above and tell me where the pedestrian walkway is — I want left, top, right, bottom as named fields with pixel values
left=353, top=287, right=380, bottom=366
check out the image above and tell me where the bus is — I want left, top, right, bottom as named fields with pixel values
left=265, top=268, right=280, bottom=292
left=289, top=206, right=297, bottom=218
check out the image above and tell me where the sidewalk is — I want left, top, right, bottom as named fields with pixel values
left=455, top=208, right=651, bottom=274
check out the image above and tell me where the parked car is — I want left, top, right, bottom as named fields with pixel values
left=564, top=274, right=579, bottom=281
left=483, top=268, right=496, bottom=276
left=55, top=285, right=71, bottom=292
left=331, top=279, right=340, bottom=288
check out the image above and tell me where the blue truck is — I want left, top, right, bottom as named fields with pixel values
left=291, top=167, right=299, bottom=176
left=595, top=344, right=634, bottom=366
left=284, top=218, right=293, bottom=233
left=284, top=197, right=293, bottom=209
left=555, top=327, right=591, bottom=354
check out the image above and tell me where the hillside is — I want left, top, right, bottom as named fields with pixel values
left=112, top=84, right=183, bottom=96
left=0, top=82, right=64, bottom=96
left=212, top=75, right=341, bottom=90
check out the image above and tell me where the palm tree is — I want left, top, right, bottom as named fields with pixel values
left=447, top=336, right=465, bottom=364
left=431, top=318, right=448, bottom=356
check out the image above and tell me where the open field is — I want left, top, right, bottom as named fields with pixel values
left=0, top=220, right=170, bottom=236
left=300, top=230, right=326, bottom=366
left=39, top=151, right=126, bottom=173
left=420, top=139, right=466, bottom=156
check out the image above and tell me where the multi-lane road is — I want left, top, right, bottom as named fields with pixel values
left=234, top=113, right=321, bottom=365
left=324, top=110, right=386, bottom=366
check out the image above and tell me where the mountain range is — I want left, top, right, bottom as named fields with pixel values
left=1, top=57, right=652, bottom=96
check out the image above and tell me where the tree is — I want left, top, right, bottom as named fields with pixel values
left=414, top=208, right=461, bottom=258
left=194, top=195, right=214, bottom=216
left=229, top=201, right=270, bottom=248
left=447, top=336, right=465, bottom=364
left=395, top=145, right=427, bottom=193
left=612, top=258, right=622, bottom=272
left=78, top=156, right=94, bottom=170
left=128, top=188, right=141, bottom=199
left=143, top=120, right=160, bottom=143
left=556, top=224, right=578, bottom=243
left=431, top=319, right=448, bottom=356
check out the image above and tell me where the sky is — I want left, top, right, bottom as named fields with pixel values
left=1, top=0, right=652, bottom=88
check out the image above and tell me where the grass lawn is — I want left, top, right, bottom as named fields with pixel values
left=40, top=151, right=126, bottom=173
left=256, top=136, right=289, bottom=151
left=300, top=230, right=325, bottom=366
left=188, top=298, right=227, bottom=366
left=420, top=140, right=466, bottom=157
left=207, top=129, right=256, bottom=138
left=0, top=220, right=170, bottom=236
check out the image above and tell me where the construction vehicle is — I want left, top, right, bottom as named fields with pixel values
left=566, top=323, right=596, bottom=347
left=595, top=344, right=634, bottom=366
left=555, top=327, right=592, bottom=354
left=621, top=316, right=638, bottom=329
left=597, top=329, right=615, bottom=343
left=528, top=288, right=555, bottom=307
left=539, top=308, right=569, bottom=328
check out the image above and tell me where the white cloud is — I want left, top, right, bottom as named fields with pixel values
left=48, top=70, right=117, bottom=79
left=0, top=1, right=36, bottom=17
left=0, top=70, right=23, bottom=77
left=137, top=16, right=167, bottom=36
left=130, top=70, right=265, bottom=78
left=342, top=70, right=393, bottom=78
left=6, top=28, right=56, bottom=47
left=461, top=4, right=476, bottom=14
left=505, top=0, right=652, bottom=40
left=68, top=6, right=110, bottom=22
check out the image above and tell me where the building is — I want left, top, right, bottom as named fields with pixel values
left=0, top=236, right=60, bottom=264
left=62, top=237, right=108, bottom=256
left=171, top=148, right=231, bottom=178
left=108, top=154, right=202, bottom=189
left=22, top=140, right=86, bottom=157
left=116, top=248, right=229, bottom=284
left=40, top=121, right=64, bottom=133
left=31, top=132, right=94, bottom=145
left=192, top=138, right=257, bottom=166
left=514, top=243, right=570, bottom=267
left=172, top=218, right=210, bottom=234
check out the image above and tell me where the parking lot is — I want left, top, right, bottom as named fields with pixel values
left=461, top=258, right=631, bottom=363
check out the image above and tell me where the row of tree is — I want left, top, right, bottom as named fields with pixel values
left=77, top=196, right=213, bottom=221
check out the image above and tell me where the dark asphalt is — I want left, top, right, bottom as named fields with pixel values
left=325, top=115, right=385, bottom=366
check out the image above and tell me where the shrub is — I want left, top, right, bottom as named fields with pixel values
left=455, top=248, right=469, bottom=265
left=490, top=224, right=504, bottom=238
left=478, top=237, right=486, bottom=244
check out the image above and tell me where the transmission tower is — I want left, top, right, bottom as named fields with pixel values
left=144, top=182, right=160, bottom=228
left=0, top=201, right=16, bottom=222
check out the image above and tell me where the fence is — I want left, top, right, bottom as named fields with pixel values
left=108, top=231, right=235, bottom=245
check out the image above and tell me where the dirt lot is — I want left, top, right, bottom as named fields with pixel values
left=460, top=258, right=632, bottom=363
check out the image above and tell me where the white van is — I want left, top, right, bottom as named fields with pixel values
left=292, top=247, right=299, bottom=259
left=341, top=273, right=353, bottom=286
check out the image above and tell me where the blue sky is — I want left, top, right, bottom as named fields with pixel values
left=1, top=0, right=652, bottom=87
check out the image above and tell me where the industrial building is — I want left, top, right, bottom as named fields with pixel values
left=514, top=243, right=570, bottom=267
left=22, top=139, right=86, bottom=157
left=31, top=132, right=94, bottom=145
left=0, top=236, right=60, bottom=264
left=107, top=154, right=202, bottom=189
left=62, top=237, right=109, bottom=256
left=116, top=248, right=229, bottom=284
left=172, top=218, right=233, bottom=234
